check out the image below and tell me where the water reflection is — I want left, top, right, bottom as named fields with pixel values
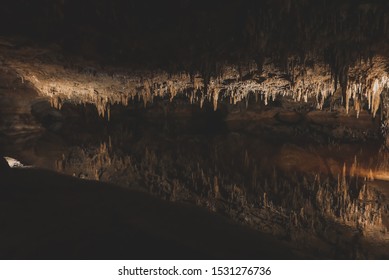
left=3, top=102, right=389, bottom=258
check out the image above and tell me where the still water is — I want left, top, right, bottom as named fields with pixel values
left=2, top=101, right=389, bottom=258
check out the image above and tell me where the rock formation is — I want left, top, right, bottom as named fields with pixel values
left=1, top=0, right=389, bottom=259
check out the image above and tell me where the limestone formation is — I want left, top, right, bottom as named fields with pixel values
left=1, top=41, right=388, bottom=122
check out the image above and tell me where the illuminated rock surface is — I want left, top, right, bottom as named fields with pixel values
left=1, top=42, right=388, bottom=119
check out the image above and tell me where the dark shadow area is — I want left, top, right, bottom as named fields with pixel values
left=0, top=168, right=298, bottom=259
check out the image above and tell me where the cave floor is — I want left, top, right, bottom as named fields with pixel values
left=0, top=167, right=298, bottom=259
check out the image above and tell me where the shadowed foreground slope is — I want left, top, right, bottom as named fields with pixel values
left=0, top=167, right=297, bottom=259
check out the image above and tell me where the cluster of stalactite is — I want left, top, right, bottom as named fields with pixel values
left=3, top=53, right=388, bottom=120
left=345, top=57, right=389, bottom=118
left=1, top=0, right=389, bottom=123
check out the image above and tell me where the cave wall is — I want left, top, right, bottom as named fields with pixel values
left=0, top=0, right=388, bottom=136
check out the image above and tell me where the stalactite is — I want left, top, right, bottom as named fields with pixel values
left=355, top=98, right=361, bottom=118
left=107, top=103, right=111, bottom=121
left=6, top=52, right=388, bottom=125
left=212, top=87, right=221, bottom=111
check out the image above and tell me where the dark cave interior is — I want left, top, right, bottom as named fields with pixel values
left=1, top=0, right=389, bottom=259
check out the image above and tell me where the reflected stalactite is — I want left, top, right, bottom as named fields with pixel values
left=53, top=133, right=389, bottom=257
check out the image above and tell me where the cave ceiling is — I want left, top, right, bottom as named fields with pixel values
left=0, top=0, right=388, bottom=119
